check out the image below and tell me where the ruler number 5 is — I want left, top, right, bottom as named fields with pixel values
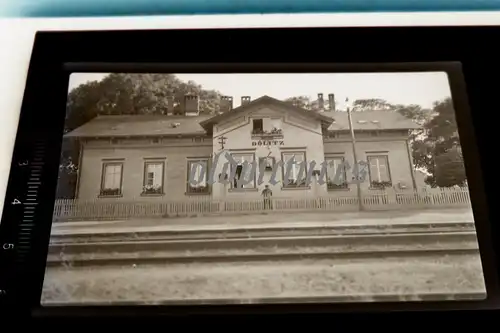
left=3, top=243, right=14, bottom=250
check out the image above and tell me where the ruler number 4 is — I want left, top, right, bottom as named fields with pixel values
left=11, top=199, right=21, bottom=205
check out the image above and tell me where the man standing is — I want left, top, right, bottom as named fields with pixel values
left=261, top=185, right=273, bottom=210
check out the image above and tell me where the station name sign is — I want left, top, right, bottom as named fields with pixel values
left=252, top=140, right=284, bottom=146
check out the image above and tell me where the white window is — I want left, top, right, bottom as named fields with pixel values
left=282, top=152, right=307, bottom=187
left=231, top=153, right=256, bottom=188
left=367, top=155, right=391, bottom=184
left=143, top=161, right=164, bottom=194
left=326, top=156, right=348, bottom=189
left=187, top=160, right=209, bottom=193
left=141, top=161, right=164, bottom=194
left=101, top=162, right=123, bottom=196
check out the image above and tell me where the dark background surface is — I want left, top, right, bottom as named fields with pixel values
left=0, top=26, right=499, bottom=321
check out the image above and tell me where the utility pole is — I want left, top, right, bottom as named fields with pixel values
left=346, top=98, right=363, bottom=211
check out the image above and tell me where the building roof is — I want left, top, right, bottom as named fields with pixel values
left=64, top=114, right=212, bottom=138
left=324, top=110, right=419, bottom=131
left=65, top=96, right=419, bottom=138
left=199, top=95, right=335, bottom=133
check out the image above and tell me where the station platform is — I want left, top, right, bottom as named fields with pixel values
left=50, top=208, right=476, bottom=236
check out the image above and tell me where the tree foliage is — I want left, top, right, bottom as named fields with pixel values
left=284, top=95, right=312, bottom=110
left=352, top=98, right=393, bottom=111
left=66, top=73, right=223, bottom=130
left=434, top=147, right=466, bottom=187
left=410, top=98, right=465, bottom=187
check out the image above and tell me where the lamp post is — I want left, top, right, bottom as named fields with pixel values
left=345, top=98, right=363, bottom=211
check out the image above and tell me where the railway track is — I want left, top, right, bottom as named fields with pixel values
left=46, top=230, right=480, bottom=267
left=47, top=248, right=479, bottom=267
left=50, top=221, right=476, bottom=244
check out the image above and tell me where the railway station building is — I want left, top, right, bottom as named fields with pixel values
left=65, top=94, right=420, bottom=201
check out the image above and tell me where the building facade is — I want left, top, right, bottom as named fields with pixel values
left=66, top=95, right=420, bottom=201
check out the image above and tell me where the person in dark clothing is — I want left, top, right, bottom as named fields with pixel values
left=261, top=185, right=273, bottom=210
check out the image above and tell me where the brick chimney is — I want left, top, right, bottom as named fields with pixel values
left=241, top=96, right=251, bottom=106
left=318, top=93, right=324, bottom=111
left=166, top=96, right=176, bottom=115
left=220, top=96, right=233, bottom=113
left=328, top=93, right=335, bottom=112
left=184, top=95, right=199, bottom=116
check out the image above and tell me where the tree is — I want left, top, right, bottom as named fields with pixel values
left=434, top=146, right=466, bottom=187
left=409, top=98, right=465, bottom=187
left=352, top=98, right=393, bottom=111
left=284, top=96, right=312, bottom=110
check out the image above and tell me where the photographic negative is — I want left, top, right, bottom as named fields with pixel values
left=42, top=71, right=486, bottom=305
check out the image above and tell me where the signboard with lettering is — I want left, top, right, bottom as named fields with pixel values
left=252, top=140, right=284, bottom=146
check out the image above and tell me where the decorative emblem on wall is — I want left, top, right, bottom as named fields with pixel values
left=218, top=136, right=227, bottom=150
left=259, top=155, right=276, bottom=171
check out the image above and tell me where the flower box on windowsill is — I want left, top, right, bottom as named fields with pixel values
left=251, top=129, right=283, bottom=139
left=369, top=181, right=393, bottom=190
left=142, top=185, right=163, bottom=195
left=327, top=182, right=350, bottom=191
left=186, top=186, right=210, bottom=195
left=140, top=192, right=165, bottom=197
left=282, top=180, right=310, bottom=190
left=99, top=188, right=122, bottom=197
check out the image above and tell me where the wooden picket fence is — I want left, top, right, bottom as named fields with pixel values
left=52, top=187, right=471, bottom=222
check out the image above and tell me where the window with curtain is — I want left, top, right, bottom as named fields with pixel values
left=100, top=162, right=123, bottom=196
left=367, top=155, right=392, bottom=187
left=326, top=156, right=348, bottom=189
left=282, top=152, right=307, bottom=187
left=187, top=159, right=210, bottom=194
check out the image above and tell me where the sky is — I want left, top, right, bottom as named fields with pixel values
left=68, top=72, right=452, bottom=109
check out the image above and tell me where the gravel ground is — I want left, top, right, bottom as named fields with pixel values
left=41, top=254, right=486, bottom=304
